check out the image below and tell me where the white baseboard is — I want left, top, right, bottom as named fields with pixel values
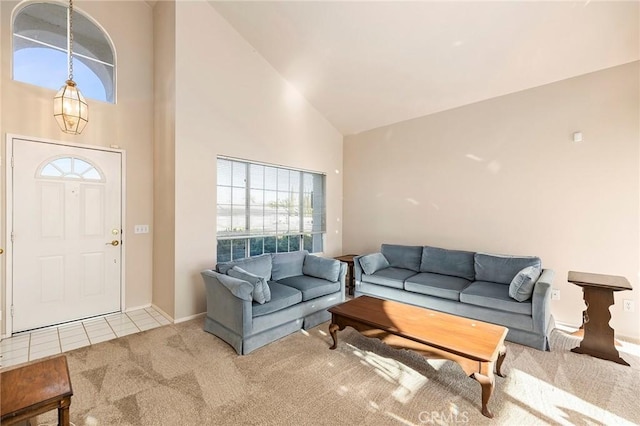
left=554, top=320, right=640, bottom=344
left=124, top=303, right=152, bottom=312
left=150, top=304, right=175, bottom=323
left=142, top=304, right=204, bottom=324
left=174, top=312, right=206, bottom=323
left=553, top=320, right=580, bottom=333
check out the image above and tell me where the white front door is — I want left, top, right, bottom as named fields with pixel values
left=12, top=138, right=122, bottom=332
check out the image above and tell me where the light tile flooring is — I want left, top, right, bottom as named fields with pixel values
left=0, top=307, right=171, bottom=368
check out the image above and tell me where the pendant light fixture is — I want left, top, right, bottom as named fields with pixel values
left=53, top=0, right=88, bottom=134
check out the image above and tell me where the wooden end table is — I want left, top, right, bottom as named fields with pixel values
left=334, top=254, right=358, bottom=296
left=328, top=296, right=507, bottom=418
left=568, top=271, right=632, bottom=366
left=1, top=355, right=73, bottom=425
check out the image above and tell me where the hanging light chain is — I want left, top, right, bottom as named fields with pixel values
left=68, top=0, right=74, bottom=81
left=54, top=0, right=88, bottom=135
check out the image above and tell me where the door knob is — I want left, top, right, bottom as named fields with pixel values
left=106, top=240, right=119, bottom=246
left=0, top=248, right=3, bottom=255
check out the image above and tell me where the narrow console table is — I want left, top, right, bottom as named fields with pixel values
left=568, top=271, right=632, bottom=366
left=1, top=355, right=73, bottom=425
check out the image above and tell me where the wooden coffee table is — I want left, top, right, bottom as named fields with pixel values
left=328, top=296, right=507, bottom=418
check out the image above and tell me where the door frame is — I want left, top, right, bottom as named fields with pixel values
left=4, top=133, right=126, bottom=337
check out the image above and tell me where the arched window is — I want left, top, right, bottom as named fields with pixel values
left=37, top=156, right=105, bottom=182
left=13, top=2, right=115, bottom=103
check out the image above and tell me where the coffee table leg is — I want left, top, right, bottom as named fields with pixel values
left=472, top=372, right=495, bottom=418
left=329, top=323, right=340, bottom=350
left=496, top=345, right=507, bottom=378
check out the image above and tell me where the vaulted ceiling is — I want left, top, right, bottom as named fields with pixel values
left=210, top=1, right=639, bottom=135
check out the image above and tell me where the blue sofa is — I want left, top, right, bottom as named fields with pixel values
left=353, top=244, right=555, bottom=350
left=201, top=251, right=346, bottom=354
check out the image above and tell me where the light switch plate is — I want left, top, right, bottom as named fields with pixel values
left=134, top=225, right=149, bottom=234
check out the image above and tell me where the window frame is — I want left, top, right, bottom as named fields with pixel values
left=216, top=157, right=326, bottom=263
left=12, top=1, right=117, bottom=104
left=36, top=155, right=105, bottom=182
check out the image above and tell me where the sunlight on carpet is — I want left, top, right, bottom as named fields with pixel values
left=349, top=343, right=428, bottom=404
left=504, top=369, right=637, bottom=426
left=618, top=339, right=640, bottom=357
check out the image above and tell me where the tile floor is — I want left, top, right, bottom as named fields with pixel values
left=0, top=306, right=171, bottom=368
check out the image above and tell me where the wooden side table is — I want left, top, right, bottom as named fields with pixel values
left=568, top=271, right=632, bottom=366
left=334, top=254, right=358, bottom=296
left=1, top=355, right=73, bottom=425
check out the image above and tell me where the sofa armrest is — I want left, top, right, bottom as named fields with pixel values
left=201, top=270, right=253, bottom=335
left=531, top=269, right=555, bottom=334
left=338, top=262, right=347, bottom=295
left=353, top=255, right=366, bottom=283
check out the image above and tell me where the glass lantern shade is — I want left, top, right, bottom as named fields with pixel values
left=53, top=79, right=88, bottom=134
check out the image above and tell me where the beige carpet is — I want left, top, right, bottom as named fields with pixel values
left=33, top=319, right=640, bottom=426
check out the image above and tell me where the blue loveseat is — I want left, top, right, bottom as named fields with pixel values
left=354, top=244, right=555, bottom=350
left=201, top=251, right=346, bottom=354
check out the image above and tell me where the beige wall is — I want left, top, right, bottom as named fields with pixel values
left=152, top=0, right=176, bottom=318
left=0, top=1, right=154, bottom=333
left=171, top=2, right=343, bottom=320
left=0, top=2, right=3, bottom=334
left=344, top=62, right=640, bottom=339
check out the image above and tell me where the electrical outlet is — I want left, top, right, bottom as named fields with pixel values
left=551, top=289, right=560, bottom=301
left=623, top=299, right=634, bottom=312
left=134, top=225, right=150, bottom=234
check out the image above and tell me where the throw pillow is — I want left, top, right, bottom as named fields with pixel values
left=227, top=266, right=272, bottom=304
left=216, top=253, right=272, bottom=280
left=302, top=255, right=341, bottom=282
left=203, top=271, right=253, bottom=302
left=359, top=253, right=390, bottom=275
left=508, top=266, right=541, bottom=302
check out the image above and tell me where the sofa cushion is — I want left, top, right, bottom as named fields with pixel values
left=509, top=266, right=541, bottom=302
left=460, top=281, right=532, bottom=315
left=381, top=244, right=422, bottom=272
left=271, top=251, right=308, bottom=281
left=474, top=253, right=541, bottom=285
left=217, top=253, right=272, bottom=281
left=302, top=255, right=340, bottom=282
left=361, top=267, right=417, bottom=289
left=252, top=282, right=302, bottom=317
left=359, top=253, right=390, bottom=275
left=277, top=275, right=341, bottom=301
left=227, top=266, right=272, bottom=304
left=404, top=272, right=472, bottom=301
left=420, top=246, right=475, bottom=281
